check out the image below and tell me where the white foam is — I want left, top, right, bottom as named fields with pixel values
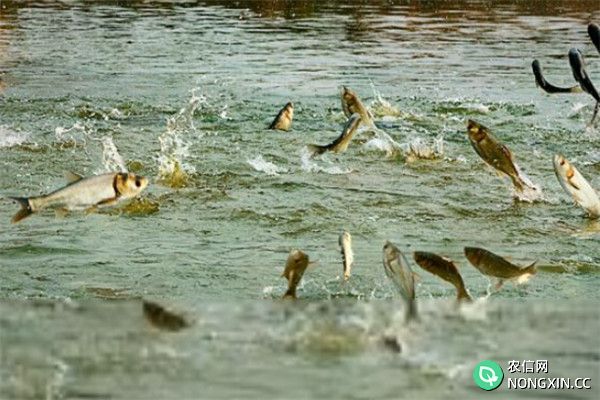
left=247, top=155, right=287, bottom=176
left=300, top=147, right=352, bottom=175
left=101, top=136, right=127, bottom=172
left=0, top=125, right=28, bottom=147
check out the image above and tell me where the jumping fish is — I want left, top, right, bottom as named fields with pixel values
left=143, top=300, right=188, bottom=332
left=413, top=251, right=471, bottom=302
left=568, top=48, right=599, bottom=124
left=467, top=119, right=533, bottom=193
left=269, top=102, right=294, bottom=131
left=464, top=247, right=536, bottom=290
left=589, top=23, right=600, bottom=54
left=281, top=249, right=311, bottom=299
left=382, top=241, right=417, bottom=322
left=340, top=86, right=374, bottom=127
left=339, top=230, right=354, bottom=281
left=9, top=171, right=148, bottom=223
left=531, top=60, right=581, bottom=94
left=307, top=113, right=362, bottom=156
left=553, top=154, right=600, bottom=218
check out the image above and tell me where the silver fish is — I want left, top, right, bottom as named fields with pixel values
left=281, top=249, right=310, bottom=299
left=9, top=171, right=149, bottom=223
left=553, top=154, right=600, bottom=218
left=339, top=230, right=354, bottom=281
left=307, top=113, right=361, bottom=156
left=383, top=241, right=417, bottom=321
left=269, top=102, right=294, bottom=131
left=464, top=247, right=536, bottom=290
left=340, top=86, right=374, bottom=127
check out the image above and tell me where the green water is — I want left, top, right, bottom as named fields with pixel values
left=0, top=1, right=599, bottom=399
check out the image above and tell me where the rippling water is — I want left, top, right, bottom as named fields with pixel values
left=1, top=1, right=599, bottom=399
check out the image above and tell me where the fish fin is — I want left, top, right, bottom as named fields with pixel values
left=64, top=171, right=84, bottom=183
left=306, top=144, right=327, bottom=157
left=412, top=271, right=422, bottom=282
left=307, top=260, right=319, bottom=270
left=96, top=197, right=118, bottom=207
left=9, top=197, right=33, bottom=223
left=457, top=287, right=472, bottom=303
left=526, top=261, right=537, bottom=274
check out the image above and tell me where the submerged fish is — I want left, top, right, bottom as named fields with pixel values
left=590, top=23, right=600, bottom=54
left=340, top=86, right=374, bottom=127
left=281, top=249, right=311, bottom=299
left=553, top=154, right=600, bottom=218
left=9, top=171, right=148, bottom=223
left=143, top=300, right=188, bottom=332
left=467, top=119, right=532, bottom=193
left=568, top=48, right=599, bottom=124
left=382, top=241, right=417, bottom=322
left=464, top=247, right=536, bottom=290
left=339, top=230, right=354, bottom=281
left=269, top=102, right=294, bottom=131
left=307, top=113, right=362, bottom=156
left=531, top=60, right=581, bottom=94
left=413, top=251, right=471, bottom=302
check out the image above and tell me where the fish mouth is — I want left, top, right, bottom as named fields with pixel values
left=466, top=120, right=485, bottom=142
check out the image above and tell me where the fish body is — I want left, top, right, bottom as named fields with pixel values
left=413, top=251, right=471, bottom=302
left=464, top=247, right=536, bottom=288
left=467, top=119, right=528, bottom=192
left=282, top=249, right=310, bottom=299
left=589, top=23, right=600, bottom=54
left=382, top=241, right=417, bottom=321
left=553, top=154, right=600, bottom=218
left=339, top=230, right=354, bottom=281
left=308, top=113, right=362, bottom=156
left=531, top=60, right=581, bottom=94
left=9, top=172, right=148, bottom=223
left=269, top=102, right=294, bottom=131
left=340, top=86, right=374, bottom=127
left=143, top=301, right=188, bottom=331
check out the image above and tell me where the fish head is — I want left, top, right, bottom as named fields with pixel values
left=383, top=241, right=400, bottom=264
left=283, top=102, right=294, bottom=117
left=464, top=247, right=484, bottom=266
left=553, top=154, right=579, bottom=189
left=116, top=172, right=149, bottom=199
left=339, top=230, right=351, bottom=245
left=466, top=119, right=487, bottom=143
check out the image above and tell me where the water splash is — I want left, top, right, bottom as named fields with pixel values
left=0, top=125, right=28, bottom=148
left=368, top=83, right=402, bottom=118
left=157, top=89, right=206, bottom=188
left=299, top=147, right=352, bottom=175
left=512, top=164, right=543, bottom=203
left=405, top=134, right=445, bottom=162
left=247, top=155, right=288, bottom=176
left=100, top=136, right=127, bottom=172
left=54, top=122, right=89, bottom=147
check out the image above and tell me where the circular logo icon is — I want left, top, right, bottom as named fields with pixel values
left=473, top=360, right=504, bottom=391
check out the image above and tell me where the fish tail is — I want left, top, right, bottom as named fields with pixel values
left=405, top=299, right=418, bottom=322
left=282, top=288, right=297, bottom=300
left=306, top=144, right=327, bottom=157
left=511, top=175, right=525, bottom=192
left=457, top=286, right=472, bottom=303
left=9, top=196, right=33, bottom=223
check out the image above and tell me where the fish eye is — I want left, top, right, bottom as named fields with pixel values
left=135, top=178, right=141, bottom=187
